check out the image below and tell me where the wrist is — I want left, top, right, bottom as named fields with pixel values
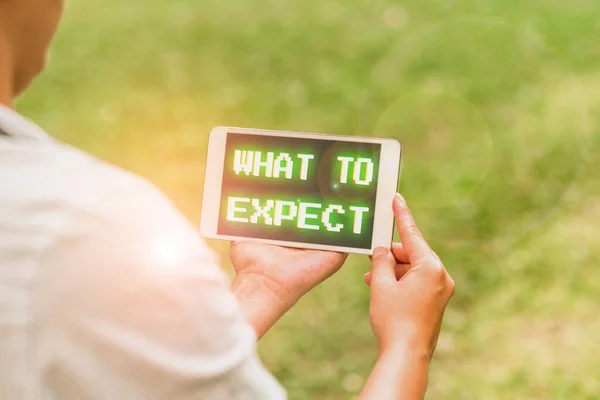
left=232, top=272, right=302, bottom=309
left=367, top=341, right=431, bottom=400
left=377, top=339, right=431, bottom=365
left=231, top=273, right=297, bottom=339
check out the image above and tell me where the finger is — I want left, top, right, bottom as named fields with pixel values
left=302, top=251, right=348, bottom=281
left=364, top=263, right=411, bottom=286
left=369, top=243, right=407, bottom=263
left=391, top=242, right=409, bottom=263
left=370, top=246, right=396, bottom=285
left=393, top=193, right=432, bottom=262
left=306, top=250, right=348, bottom=264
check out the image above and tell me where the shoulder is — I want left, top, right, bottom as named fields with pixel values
left=36, top=142, right=235, bottom=337
left=36, top=141, right=219, bottom=279
left=4, top=137, right=177, bottom=218
left=2, top=136, right=217, bottom=267
left=44, top=142, right=174, bottom=214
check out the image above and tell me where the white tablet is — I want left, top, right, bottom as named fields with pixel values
left=200, top=126, right=402, bottom=255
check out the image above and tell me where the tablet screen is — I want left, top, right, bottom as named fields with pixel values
left=217, top=132, right=381, bottom=249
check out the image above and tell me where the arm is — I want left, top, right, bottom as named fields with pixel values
left=359, top=194, right=455, bottom=399
left=228, top=242, right=347, bottom=339
left=230, top=273, right=290, bottom=339
left=360, top=346, right=429, bottom=400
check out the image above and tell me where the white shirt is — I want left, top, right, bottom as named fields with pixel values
left=0, top=105, right=286, bottom=399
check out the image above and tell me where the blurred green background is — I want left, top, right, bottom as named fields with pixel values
left=18, top=0, right=600, bottom=398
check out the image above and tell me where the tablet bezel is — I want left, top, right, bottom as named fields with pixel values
left=200, top=126, right=401, bottom=255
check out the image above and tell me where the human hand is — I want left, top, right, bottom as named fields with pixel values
left=230, top=242, right=347, bottom=337
left=366, top=194, right=455, bottom=358
left=231, top=242, right=347, bottom=304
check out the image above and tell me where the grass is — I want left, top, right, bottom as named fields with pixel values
left=18, top=0, right=600, bottom=398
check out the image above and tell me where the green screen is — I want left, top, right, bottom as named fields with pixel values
left=217, top=133, right=381, bottom=249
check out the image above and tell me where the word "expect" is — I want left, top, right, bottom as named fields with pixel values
left=227, top=197, right=370, bottom=234
left=233, top=150, right=375, bottom=186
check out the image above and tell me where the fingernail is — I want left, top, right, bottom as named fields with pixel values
left=395, top=192, right=406, bottom=204
left=372, top=246, right=388, bottom=258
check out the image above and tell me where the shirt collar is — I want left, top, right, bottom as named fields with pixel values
left=0, top=104, right=52, bottom=142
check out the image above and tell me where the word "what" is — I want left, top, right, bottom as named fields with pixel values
left=234, top=151, right=314, bottom=180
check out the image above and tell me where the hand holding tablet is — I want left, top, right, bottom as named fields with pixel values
left=200, top=127, right=402, bottom=255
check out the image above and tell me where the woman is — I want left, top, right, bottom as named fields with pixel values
left=0, top=0, right=454, bottom=398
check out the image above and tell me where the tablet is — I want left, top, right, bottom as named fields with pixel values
left=200, top=126, right=402, bottom=255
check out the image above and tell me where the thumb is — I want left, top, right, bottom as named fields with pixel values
left=370, top=246, right=396, bottom=285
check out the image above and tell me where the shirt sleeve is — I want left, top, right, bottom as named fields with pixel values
left=35, top=173, right=286, bottom=400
